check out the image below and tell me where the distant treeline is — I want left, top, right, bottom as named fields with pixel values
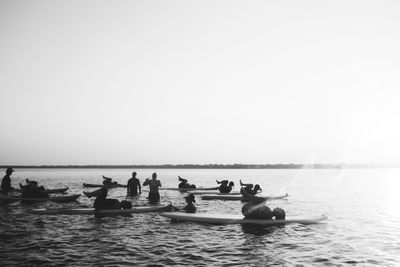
left=0, top=164, right=398, bottom=169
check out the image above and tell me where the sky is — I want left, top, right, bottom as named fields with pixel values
left=1, top=0, right=400, bottom=165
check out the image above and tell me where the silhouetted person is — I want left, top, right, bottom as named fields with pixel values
left=20, top=179, right=49, bottom=198
left=183, top=194, right=196, bottom=213
left=102, top=175, right=117, bottom=186
left=240, top=180, right=261, bottom=195
left=143, top=172, right=161, bottom=203
left=127, top=172, right=141, bottom=196
left=178, top=176, right=196, bottom=189
left=94, top=187, right=121, bottom=210
left=1, top=168, right=14, bottom=194
left=240, top=188, right=285, bottom=220
left=216, top=180, right=234, bottom=193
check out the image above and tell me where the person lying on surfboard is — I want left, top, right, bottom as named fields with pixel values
left=240, top=180, right=262, bottom=195
left=178, top=176, right=196, bottom=189
left=183, top=194, right=196, bottom=213
left=93, top=187, right=132, bottom=210
left=240, top=188, right=285, bottom=220
left=216, top=180, right=234, bottom=193
left=20, top=179, right=49, bottom=198
left=102, top=175, right=118, bottom=186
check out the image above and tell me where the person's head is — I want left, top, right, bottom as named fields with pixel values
left=254, top=184, right=261, bottom=191
left=6, top=168, right=14, bottom=175
left=273, top=207, right=285, bottom=220
left=152, top=173, right=157, bottom=179
left=229, top=181, right=234, bottom=187
left=132, top=172, right=137, bottom=178
left=121, top=200, right=132, bottom=209
left=184, top=194, right=195, bottom=204
left=222, top=180, right=228, bottom=185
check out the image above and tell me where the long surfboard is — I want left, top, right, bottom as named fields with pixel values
left=201, top=193, right=289, bottom=201
left=159, top=187, right=219, bottom=191
left=0, top=194, right=81, bottom=203
left=160, top=212, right=327, bottom=225
left=188, top=191, right=242, bottom=195
left=31, top=204, right=175, bottom=215
left=83, top=183, right=127, bottom=188
left=12, top=187, right=69, bottom=194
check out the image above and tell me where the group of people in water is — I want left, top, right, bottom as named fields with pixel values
left=1, top=168, right=51, bottom=198
left=2, top=168, right=285, bottom=220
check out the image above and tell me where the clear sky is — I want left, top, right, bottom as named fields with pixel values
left=1, top=0, right=400, bottom=165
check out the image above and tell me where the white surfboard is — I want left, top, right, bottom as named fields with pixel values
left=160, top=212, right=327, bottom=225
left=31, top=204, right=175, bottom=215
left=201, top=193, right=289, bottom=201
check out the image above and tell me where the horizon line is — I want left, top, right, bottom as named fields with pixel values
left=1, top=163, right=399, bottom=169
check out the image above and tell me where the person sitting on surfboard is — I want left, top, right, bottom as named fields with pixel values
left=102, top=175, right=118, bottom=186
left=94, top=187, right=121, bottom=210
left=240, top=188, right=285, bottom=220
left=240, top=180, right=262, bottom=195
left=127, top=171, right=141, bottom=196
left=178, top=176, right=196, bottom=189
left=1, top=167, right=15, bottom=194
left=183, top=194, right=196, bottom=213
left=143, top=173, right=161, bottom=203
left=20, top=179, right=49, bottom=198
left=216, top=180, right=234, bottom=193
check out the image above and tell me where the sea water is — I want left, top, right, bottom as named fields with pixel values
left=0, top=168, right=399, bottom=266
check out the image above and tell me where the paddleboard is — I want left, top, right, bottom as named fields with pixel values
left=161, top=212, right=327, bottom=225
left=188, top=191, right=241, bottom=195
left=31, top=204, right=175, bottom=215
left=83, top=183, right=127, bottom=188
left=12, top=187, right=69, bottom=194
left=201, top=193, right=289, bottom=201
left=159, top=187, right=219, bottom=191
left=0, top=194, right=81, bottom=203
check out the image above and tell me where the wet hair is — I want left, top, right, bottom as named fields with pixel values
left=273, top=207, right=286, bottom=220
left=152, top=173, right=157, bottom=179
left=132, top=172, right=137, bottom=177
left=184, top=194, right=195, bottom=203
left=254, top=184, right=261, bottom=191
left=121, top=200, right=132, bottom=209
left=229, top=181, right=234, bottom=187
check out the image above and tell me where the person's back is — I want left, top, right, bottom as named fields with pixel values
left=240, top=188, right=272, bottom=219
left=183, top=194, right=196, bottom=213
left=21, top=180, right=49, bottom=198
left=127, top=172, right=141, bottom=196
left=1, top=168, right=14, bottom=194
left=94, top=187, right=121, bottom=210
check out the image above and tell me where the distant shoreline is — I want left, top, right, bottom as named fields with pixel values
left=1, top=164, right=399, bottom=169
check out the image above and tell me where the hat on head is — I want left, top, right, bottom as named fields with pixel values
left=6, top=167, right=14, bottom=173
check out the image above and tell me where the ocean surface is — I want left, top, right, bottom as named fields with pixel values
left=0, top=168, right=399, bottom=266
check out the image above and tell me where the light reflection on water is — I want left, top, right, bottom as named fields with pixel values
left=1, top=168, right=400, bottom=266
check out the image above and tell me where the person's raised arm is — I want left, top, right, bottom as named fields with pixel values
left=143, top=178, right=149, bottom=186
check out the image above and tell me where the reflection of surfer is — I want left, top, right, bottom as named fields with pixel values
left=240, top=188, right=285, bottom=220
